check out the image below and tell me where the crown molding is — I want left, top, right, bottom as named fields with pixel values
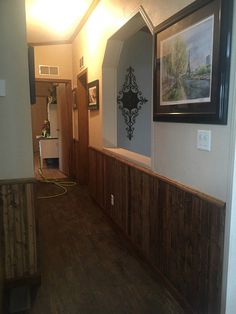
left=28, top=0, right=100, bottom=47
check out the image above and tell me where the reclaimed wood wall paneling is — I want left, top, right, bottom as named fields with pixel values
left=88, top=147, right=226, bottom=314
left=0, top=188, right=4, bottom=311
left=89, top=148, right=105, bottom=209
left=72, top=139, right=80, bottom=180
left=0, top=181, right=38, bottom=283
left=103, top=155, right=129, bottom=233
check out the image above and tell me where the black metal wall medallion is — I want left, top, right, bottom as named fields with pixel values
left=117, top=66, right=148, bottom=140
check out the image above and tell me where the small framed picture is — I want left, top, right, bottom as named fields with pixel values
left=88, top=80, right=99, bottom=110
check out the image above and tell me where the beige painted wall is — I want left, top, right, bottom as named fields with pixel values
left=71, top=0, right=234, bottom=202
left=154, top=123, right=231, bottom=201
left=0, top=0, right=34, bottom=179
left=34, top=44, right=73, bottom=80
left=72, top=0, right=194, bottom=149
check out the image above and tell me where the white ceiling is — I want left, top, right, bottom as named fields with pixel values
left=25, top=0, right=95, bottom=44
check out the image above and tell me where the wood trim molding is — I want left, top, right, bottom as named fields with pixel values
left=0, top=178, right=36, bottom=185
left=70, top=0, right=101, bottom=42
left=75, top=69, right=89, bottom=184
left=77, top=67, right=88, bottom=80
left=35, top=78, right=71, bottom=84
left=28, top=40, right=71, bottom=47
left=4, top=272, right=41, bottom=289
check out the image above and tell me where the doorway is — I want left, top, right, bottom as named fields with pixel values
left=31, top=80, right=72, bottom=179
left=72, top=69, right=89, bottom=184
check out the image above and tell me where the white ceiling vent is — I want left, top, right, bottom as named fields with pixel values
left=39, top=65, right=59, bottom=76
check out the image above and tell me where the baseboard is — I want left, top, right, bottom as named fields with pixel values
left=4, top=273, right=41, bottom=290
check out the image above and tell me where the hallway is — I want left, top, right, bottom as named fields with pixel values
left=33, top=152, right=67, bottom=181
left=32, top=182, right=185, bottom=314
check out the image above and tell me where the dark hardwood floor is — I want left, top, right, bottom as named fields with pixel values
left=32, top=181, right=185, bottom=314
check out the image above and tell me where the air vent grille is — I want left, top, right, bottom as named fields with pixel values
left=39, top=65, right=59, bottom=76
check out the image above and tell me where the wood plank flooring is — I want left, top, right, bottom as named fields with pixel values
left=31, top=182, right=185, bottom=314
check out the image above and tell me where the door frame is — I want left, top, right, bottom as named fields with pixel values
left=75, top=68, right=89, bottom=184
left=34, top=78, right=73, bottom=176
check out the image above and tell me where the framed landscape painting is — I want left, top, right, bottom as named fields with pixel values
left=153, top=0, right=233, bottom=124
left=160, top=15, right=213, bottom=106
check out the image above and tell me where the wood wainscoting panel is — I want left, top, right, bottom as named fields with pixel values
left=71, top=139, right=80, bottom=180
left=89, top=148, right=105, bottom=209
left=88, top=147, right=226, bottom=314
left=153, top=181, right=225, bottom=314
left=0, top=188, right=3, bottom=311
left=104, top=155, right=129, bottom=233
left=0, top=180, right=39, bottom=285
left=129, top=167, right=154, bottom=259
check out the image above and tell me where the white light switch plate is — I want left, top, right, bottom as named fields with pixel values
left=197, top=130, right=211, bottom=151
left=0, top=80, right=6, bottom=96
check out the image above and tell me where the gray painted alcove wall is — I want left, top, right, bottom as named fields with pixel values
left=102, top=8, right=154, bottom=159
left=117, top=30, right=152, bottom=157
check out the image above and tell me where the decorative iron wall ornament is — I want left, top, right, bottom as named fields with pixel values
left=117, top=66, right=148, bottom=140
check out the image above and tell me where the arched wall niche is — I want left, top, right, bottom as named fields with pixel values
left=102, top=6, right=154, bottom=168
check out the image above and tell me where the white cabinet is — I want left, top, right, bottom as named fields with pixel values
left=39, top=138, right=59, bottom=167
